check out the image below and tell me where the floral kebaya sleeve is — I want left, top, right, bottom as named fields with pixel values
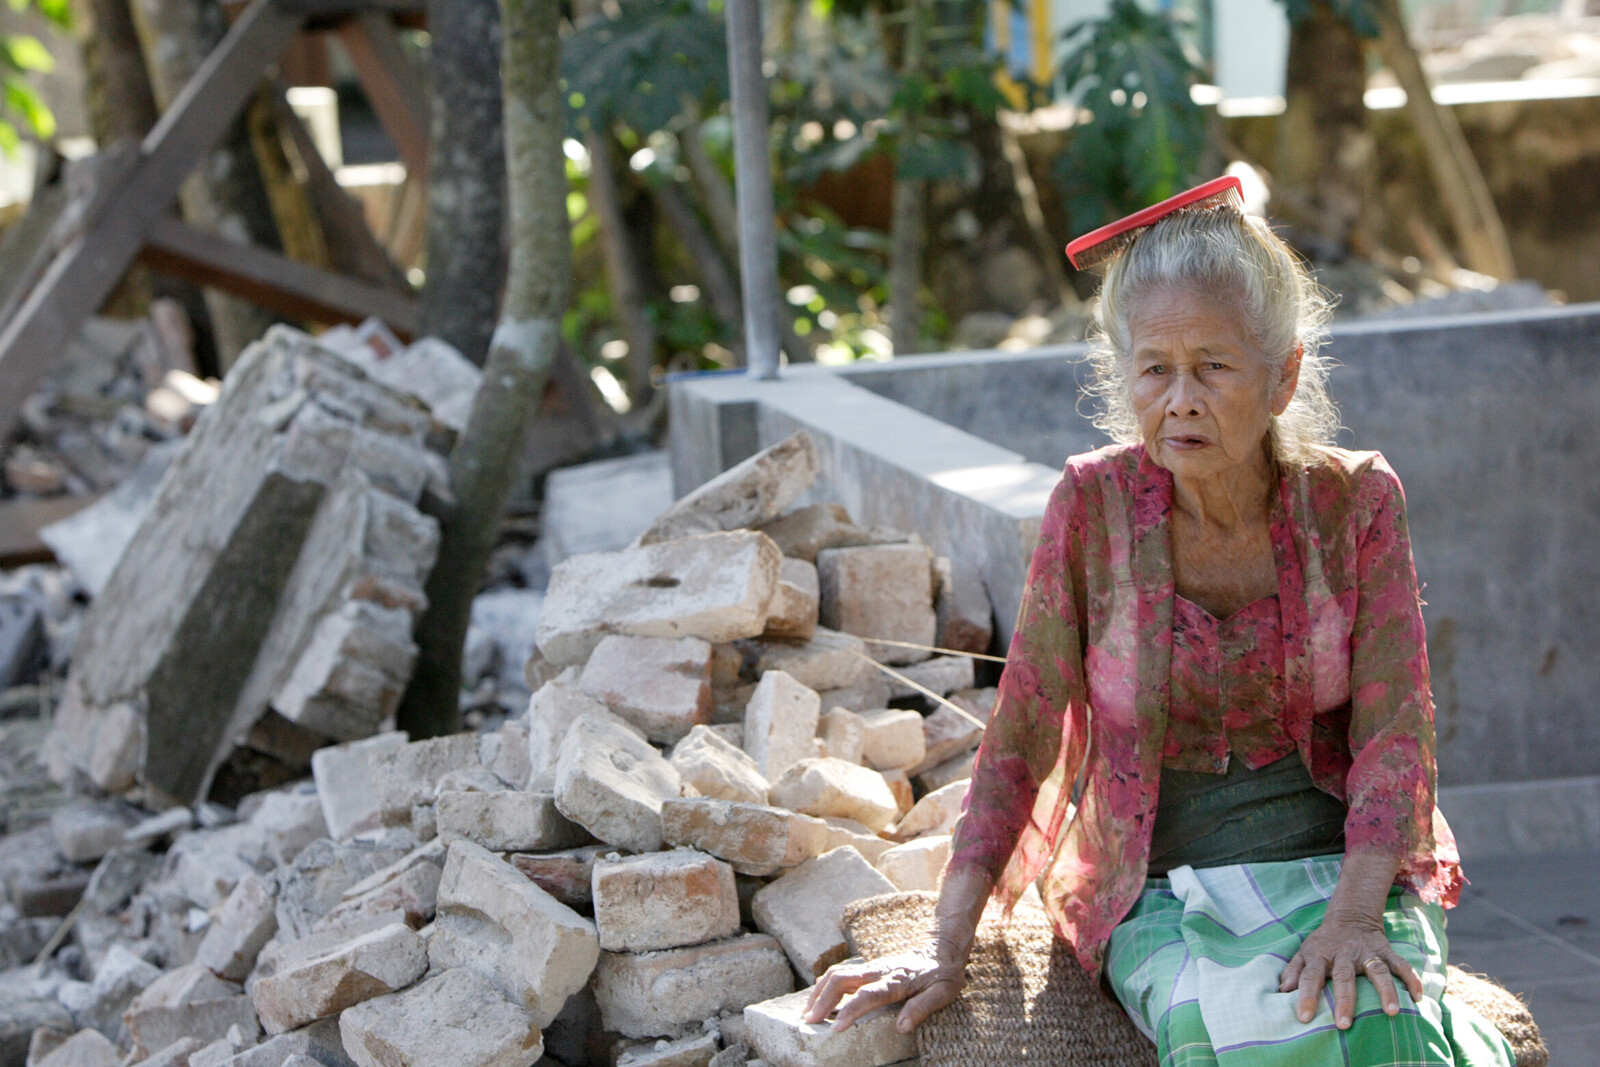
left=946, top=465, right=1091, bottom=895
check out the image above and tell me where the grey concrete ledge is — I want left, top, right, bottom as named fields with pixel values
left=1441, top=775, right=1600, bottom=860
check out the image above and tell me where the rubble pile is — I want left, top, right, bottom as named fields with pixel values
left=0, top=429, right=1000, bottom=1067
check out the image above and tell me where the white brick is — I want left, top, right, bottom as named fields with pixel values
left=508, top=844, right=609, bottom=908
left=311, top=732, right=408, bottom=841
left=816, top=708, right=864, bottom=764
left=744, top=988, right=916, bottom=1067
left=670, top=725, right=769, bottom=806
left=856, top=710, right=926, bottom=771
left=886, top=655, right=975, bottom=701
left=913, top=750, right=975, bottom=795
left=767, top=759, right=899, bottom=833
left=638, top=432, right=818, bottom=545
left=372, top=734, right=482, bottom=826
left=907, top=703, right=983, bottom=777
left=876, top=835, right=951, bottom=892
left=591, top=933, right=794, bottom=1039
left=430, top=840, right=600, bottom=1028
left=250, top=922, right=426, bottom=1034
left=538, top=531, right=782, bottom=666
left=592, top=849, right=740, bottom=952
left=34, top=1029, right=118, bottom=1067
left=742, top=672, right=820, bottom=783
left=339, top=968, right=542, bottom=1067
left=480, top=714, right=532, bottom=789
left=763, top=559, right=819, bottom=641
left=247, top=791, right=329, bottom=867
left=437, top=790, right=592, bottom=852
left=194, top=874, right=277, bottom=982
left=554, top=711, right=681, bottom=852
left=122, top=965, right=260, bottom=1060
left=749, top=629, right=867, bottom=691
left=525, top=680, right=611, bottom=790
left=661, top=798, right=830, bottom=877
left=820, top=817, right=892, bottom=864
left=51, top=802, right=136, bottom=864
left=894, top=780, right=968, bottom=840
left=816, top=545, right=936, bottom=665
left=814, top=673, right=892, bottom=714
left=751, top=848, right=896, bottom=979
left=318, top=840, right=446, bottom=931
left=616, top=1033, right=719, bottom=1067
left=579, top=635, right=713, bottom=744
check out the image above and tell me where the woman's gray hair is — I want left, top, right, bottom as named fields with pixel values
left=1082, top=207, right=1339, bottom=468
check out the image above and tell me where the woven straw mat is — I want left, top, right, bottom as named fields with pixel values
left=841, top=892, right=1548, bottom=1067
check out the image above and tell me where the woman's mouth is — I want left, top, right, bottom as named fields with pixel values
left=1164, top=434, right=1211, bottom=451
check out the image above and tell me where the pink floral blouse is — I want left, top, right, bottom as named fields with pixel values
left=945, top=443, right=1464, bottom=978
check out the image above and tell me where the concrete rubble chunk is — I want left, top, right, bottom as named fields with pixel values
left=60, top=943, right=160, bottom=1043
left=816, top=544, right=937, bottom=665
left=554, top=710, right=681, bottom=852
left=763, top=559, right=819, bottom=642
left=26, top=1024, right=70, bottom=1066
left=271, top=836, right=414, bottom=942
left=338, top=968, right=542, bottom=1067
left=437, top=790, right=592, bottom=852
left=592, top=849, right=740, bottom=952
left=247, top=790, right=329, bottom=867
left=195, top=874, right=278, bottom=982
left=122, top=964, right=261, bottom=1060
left=311, top=732, right=408, bottom=841
left=579, top=635, right=714, bottom=745
left=254, top=909, right=403, bottom=985
left=250, top=922, right=426, bottom=1034
left=816, top=708, right=864, bottom=765
left=125, top=807, right=194, bottom=847
left=742, top=672, right=820, bottom=784
left=508, top=844, right=610, bottom=909
left=934, top=556, right=993, bottom=655
left=751, top=848, right=897, bottom=979
left=669, top=725, right=770, bottom=806
left=537, top=531, right=782, bottom=667
left=430, top=840, right=600, bottom=1028
left=768, top=759, right=899, bottom=833
left=747, top=629, right=867, bottom=692
left=639, top=431, right=819, bottom=545
left=51, top=802, right=137, bottom=864
left=270, top=597, right=423, bottom=742
left=814, top=673, right=892, bottom=715
left=755, top=504, right=904, bottom=564
left=876, top=835, right=952, bottom=892
left=820, top=817, right=892, bottom=864
left=134, top=1036, right=208, bottom=1067
left=539, top=451, right=676, bottom=566
left=371, top=734, right=482, bottom=826
left=907, top=704, right=983, bottom=778
left=480, top=714, right=532, bottom=790
left=881, top=769, right=913, bottom=817
left=211, top=1015, right=350, bottom=1067
left=886, top=655, right=975, bottom=702
left=4, top=999, right=71, bottom=1066
left=35, top=1028, right=119, bottom=1067
left=661, top=798, right=830, bottom=878
left=744, top=989, right=916, bottom=1067
left=615, top=1033, right=719, bottom=1067
left=915, top=749, right=976, bottom=794
left=525, top=681, right=612, bottom=791
left=592, top=933, right=795, bottom=1039
left=894, top=781, right=969, bottom=841
left=856, top=710, right=927, bottom=772
left=319, top=840, right=446, bottom=930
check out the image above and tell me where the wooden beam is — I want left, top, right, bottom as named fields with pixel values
left=0, top=0, right=304, bottom=440
left=225, top=0, right=425, bottom=30
left=337, top=12, right=429, bottom=182
left=139, top=216, right=419, bottom=336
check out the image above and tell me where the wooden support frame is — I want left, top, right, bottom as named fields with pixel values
left=0, top=0, right=430, bottom=440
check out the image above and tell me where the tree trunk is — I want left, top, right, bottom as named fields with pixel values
left=420, top=0, right=507, bottom=366
left=1373, top=0, right=1515, bottom=279
left=653, top=178, right=745, bottom=364
left=128, top=0, right=283, bottom=367
left=586, top=125, right=659, bottom=405
left=397, top=0, right=571, bottom=739
left=682, top=114, right=741, bottom=260
left=889, top=0, right=927, bottom=356
left=1275, top=2, right=1374, bottom=254
left=72, top=0, right=159, bottom=144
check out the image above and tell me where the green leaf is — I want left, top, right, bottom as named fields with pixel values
left=562, top=0, right=728, bottom=137
left=4, top=78, right=54, bottom=138
left=3, top=35, right=53, bottom=73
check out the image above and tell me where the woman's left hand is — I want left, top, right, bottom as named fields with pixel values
left=1277, top=912, right=1424, bottom=1030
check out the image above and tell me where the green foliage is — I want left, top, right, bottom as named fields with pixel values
left=0, top=0, right=69, bottom=154
left=1278, top=0, right=1380, bottom=38
left=1053, top=0, right=1208, bottom=232
left=561, top=0, right=729, bottom=138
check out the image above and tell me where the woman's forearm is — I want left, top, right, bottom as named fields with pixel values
left=1328, top=849, right=1403, bottom=927
left=927, top=866, right=995, bottom=964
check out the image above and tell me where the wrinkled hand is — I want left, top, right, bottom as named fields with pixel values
left=1278, top=914, right=1424, bottom=1030
left=803, top=943, right=966, bottom=1034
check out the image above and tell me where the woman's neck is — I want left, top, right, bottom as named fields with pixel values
left=1170, top=446, right=1277, bottom=533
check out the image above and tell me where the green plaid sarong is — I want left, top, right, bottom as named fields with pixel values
left=1105, top=856, right=1515, bottom=1067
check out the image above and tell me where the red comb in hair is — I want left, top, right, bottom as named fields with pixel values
left=1065, top=176, right=1246, bottom=271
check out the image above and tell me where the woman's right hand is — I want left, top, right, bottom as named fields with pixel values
left=802, top=942, right=967, bottom=1034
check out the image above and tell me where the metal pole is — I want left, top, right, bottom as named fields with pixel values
left=725, top=0, right=782, bottom=380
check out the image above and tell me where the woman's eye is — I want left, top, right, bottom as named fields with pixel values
left=1207, top=362, right=1227, bottom=371
left=1144, top=364, right=1166, bottom=375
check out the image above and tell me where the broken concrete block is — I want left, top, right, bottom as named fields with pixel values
left=816, top=544, right=937, bottom=665
left=319, top=840, right=446, bottom=930
left=33, top=1028, right=119, bottom=1067
left=124, top=806, right=194, bottom=847
left=430, top=840, right=600, bottom=1027
left=814, top=673, right=892, bottom=715
left=755, top=505, right=903, bottom=564
left=894, top=780, right=968, bottom=840
left=250, top=922, right=426, bottom=1034
left=51, top=802, right=136, bottom=864
left=339, top=968, right=541, bottom=1067
left=747, top=628, right=868, bottom=692
left=210, top=1015, right=348, bottom=1067
left=762, top=559, right=819, bottom=642
left=767, top=759, right=899, bottom=833
left=372, top=734, right=482, bottom=826
left=615, top=1033, right=719, bottom=1067
left=122, top=965, right=260, bottom=1060
left=914, top=749, right=976, bottom=794
left=437, top=790, right=592, bottom=852
left=934, top=556, right=993, bottom=656
left=669, top=725, right=769, bottom=806
left=876, top=835, right=951, bottom=892
left=479, top=714, right=532, bottom=790
left=525, top=680, right=612, bottom=791
left=270, top=599, right=421, bottom=742
left=538, top=531, right=782, bottom=667
left=59, top=943, right=160, bottom=1043
left=886, top=655, right=975, bottom=702
left=195, top=874, right=278, bottom=982
left=130, top=1036, right=208, bottom=1067
left=579, top=635, right=713, bottom=745
left=311, top=732, right=408, bottom=841
left=432, top=764, right=506, bottom=797
left=271, top=836, right=414, bottom=942
left=84, top=701, right=142, bottom=795
left=508, top=844, right=610, bottom=909
left=907, top=703, right=983, bottom=777
left=744, top=988, right=916, bottom=1067
left=553, top=711, right=680, bottom=852
left=741, top=671, right=820, bottom=784
left=856, top=710, right=926, bottom=772
left=820, top=817, right=892, bottom=865
left=751, top=848, right=897, bottom=979
left=640, top=432, right=818, bottom=545
left=592, top=849, right=740, bottom=952
left=3, top=1000, right=71, bottom=1067
left=592, top=933, right=795, bottom=1039
left=661, top=798, right=830, bottom=878
left=247, top=790, right=329, bottom=867
left=880, top=769, right=913, bottom=817
left=816, top=708, right=864, bottom=765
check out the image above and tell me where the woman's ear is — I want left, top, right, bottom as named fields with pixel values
left=1272, top=343, right=1303, bottom=416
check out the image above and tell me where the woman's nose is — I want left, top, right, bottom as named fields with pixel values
left=1166, top=371, right=1204, bottom=417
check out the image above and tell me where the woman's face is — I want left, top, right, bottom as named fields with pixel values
left=1127, top=286, right=1298, bottom=481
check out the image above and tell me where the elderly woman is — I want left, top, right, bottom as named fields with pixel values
left=804, top=180, right=1515, bottom=1065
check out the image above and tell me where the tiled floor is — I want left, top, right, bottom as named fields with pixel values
left=1446, top=850, right=1600, bottom=1067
